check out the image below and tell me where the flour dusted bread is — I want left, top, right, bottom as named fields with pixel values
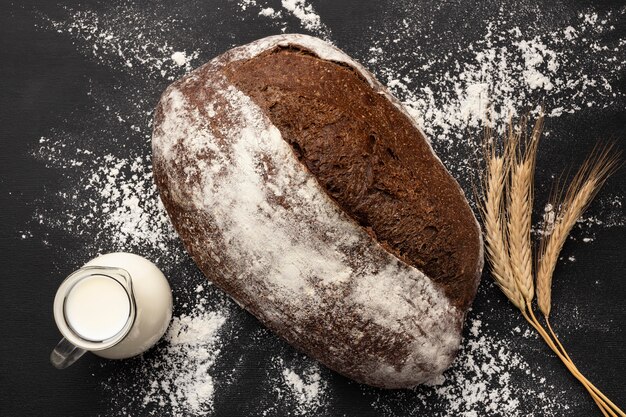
left=152, top=34, right=483, bottom=388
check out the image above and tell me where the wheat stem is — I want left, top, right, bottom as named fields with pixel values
left=544, top=316, right=626, bottom=417
left=523, top=308, right=618, bottom=417
left=545, top=317, right=572, bottom=362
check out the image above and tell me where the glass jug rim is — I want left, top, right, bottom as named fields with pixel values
left=53, top=266, right=137, bottom=351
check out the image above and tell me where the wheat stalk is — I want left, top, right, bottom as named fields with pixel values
left=536, top=143, right=622, bottom=317
left=479, top=115, right=624, bottom=417
left=523, top=306, right=618, bottom=417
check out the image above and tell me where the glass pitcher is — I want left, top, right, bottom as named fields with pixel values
left=51, top=252, right=173, bottom=369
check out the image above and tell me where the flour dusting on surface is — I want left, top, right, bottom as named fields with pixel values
left=367, top=9, right=625, bottom=140
left=238, top=0, right=331, bottom=39
left=43, top=6, right=201, bottom=80
left=270, top=357, right=329, bottom=416
left=141, top=311, right=226, bottom=415
left=102, top=291, right=230, bottom=416
left=282, top=366, right=325, bottom=414
left=280, top=0, right=326, bottom=34
left=32, top=136, right=182, bottom=264
left=368, top=311, right=575, bottom=417
left=26, top=0, right=625, bottom=416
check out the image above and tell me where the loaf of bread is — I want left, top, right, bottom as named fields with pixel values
left=152, top=34, right=483, bottom=389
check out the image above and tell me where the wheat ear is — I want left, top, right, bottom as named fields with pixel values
left=536, top=143, right=622, bottom=317
left=502, top=118, right=620, bottom=415
left=479, top=115, right=624, bottom=416
left=507, top=115, right=542, bottom=306
left=480, top=127, right=525, bottom=310
left=533, top=142, right=624, bottom=417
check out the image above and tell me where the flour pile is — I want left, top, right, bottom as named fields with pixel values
left=263, top=357, right=329, bottom=416
left=367, top=311, right=573, bottom=417
left=102, top=290, right=229, bottom=416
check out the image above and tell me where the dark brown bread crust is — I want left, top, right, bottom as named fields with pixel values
left=152, top=35, right=484, bottom=388
left=223, top=46, right=481, bottom=310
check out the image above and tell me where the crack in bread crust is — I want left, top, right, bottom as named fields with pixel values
left=224, top=45, right=482, bottom=310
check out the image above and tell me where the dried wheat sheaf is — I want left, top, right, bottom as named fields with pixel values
left=479, top=114, right=623, bottom=417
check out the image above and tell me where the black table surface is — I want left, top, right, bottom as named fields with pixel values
left=1, top=0, right=625, bottom=416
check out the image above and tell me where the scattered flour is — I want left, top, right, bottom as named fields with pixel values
left=368, top=312, right=575, bottom=417
left=280, top=0, right=323, bottom=32
left=141, top=311, right=226, bottom=415
left=538, top=203, right=557, bottom=236
left=171, top=51, right=188, bottom=66
left=372, top=12, right=625, bottom=143
left=563, top=26, right=577, bottom=41
left=42, top=6, right=200, bottom=79
left=575, top=195, right=625, bottom=233
left=255, top=355, right=329, bottom=416
left=103, top=292, right=229, bottom=416
left=239, top=0, right=332, bottom=40
left=29, top=1, right=624, bottom=416
left=282, top=367, right=323, bottom=411
left=259, top=7, right=281, bottom=19
left=32, top=136, right=182, bottom=265
left=280, top=360, right=328, bottom=416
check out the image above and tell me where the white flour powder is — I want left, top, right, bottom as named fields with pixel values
left=44, top=7, right=200, bottom=80
left=239, top=0, right=331, bottom=39
left=282, top=367, right=324, bottom=413
left=102, top=291, right=229, bottom=416
left=267, top=357, right=328, bottom=416
left=33, top=136, right=182, bottom=264
left=141, top=310, right=226, bottom=415
left=280, top=0, right=326, bottom=34
left=29, top=1, right=625, bottom=416
left=366, top=10, right=625, bottom=141
left=405, top=313, right=570, bottom=416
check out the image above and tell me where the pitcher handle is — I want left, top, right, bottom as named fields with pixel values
left=50, top=337, right=86, bottom=369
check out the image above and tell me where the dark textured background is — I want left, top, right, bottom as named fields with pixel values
left=1, top=0, right=624, bottom=416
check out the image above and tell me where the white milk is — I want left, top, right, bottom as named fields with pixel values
left=85, top=252, right=173, bottom=359
left=52, top=252, right=173, bottom=368
left=64, top=275, right=131, bottom=342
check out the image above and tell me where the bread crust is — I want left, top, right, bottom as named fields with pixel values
left=223, top=44, right=482, bottom=311
left=152, top=34, right=483, bottom=388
